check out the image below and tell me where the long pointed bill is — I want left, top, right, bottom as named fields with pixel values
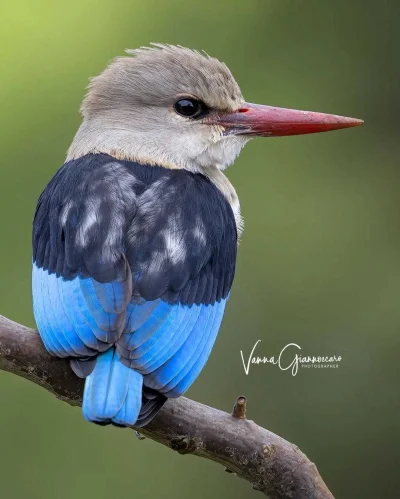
left=215, top=102, right=363, bottom=137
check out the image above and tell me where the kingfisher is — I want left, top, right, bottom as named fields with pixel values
left=32, top=44, right=362, bottom=427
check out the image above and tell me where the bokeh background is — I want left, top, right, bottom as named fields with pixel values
left=0, top=0, right=399, bottom=497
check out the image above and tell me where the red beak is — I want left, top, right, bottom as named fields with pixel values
left=215, top=102, right=363, bottom=137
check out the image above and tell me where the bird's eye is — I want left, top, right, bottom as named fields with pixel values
left=173, top=98, right=208, bottom=119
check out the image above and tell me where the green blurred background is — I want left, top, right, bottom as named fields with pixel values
left=0, top=0, right=399, bottom=497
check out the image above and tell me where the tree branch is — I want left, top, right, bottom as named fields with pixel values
left=0, top=314, right=334, bottom=498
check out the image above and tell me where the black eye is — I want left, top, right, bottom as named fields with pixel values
left=173, top=98, right=208, bottom=119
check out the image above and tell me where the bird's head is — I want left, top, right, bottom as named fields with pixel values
left=68, top=44, right=363, bottom=172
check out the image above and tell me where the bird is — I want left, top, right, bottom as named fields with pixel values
left=32, top=44, right=363, bottom=427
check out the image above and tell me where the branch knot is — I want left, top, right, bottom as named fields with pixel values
left=232, top=395, right=247, bottom=419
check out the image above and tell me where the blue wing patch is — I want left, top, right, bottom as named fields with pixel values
left=32, top=264, right=130, bottom=356
left=116, top=298, right=227, bottom=398
left=33, top=263, right=227, bottom=425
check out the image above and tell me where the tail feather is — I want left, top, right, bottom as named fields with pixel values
left=136, top=397, right=167, bottom=427
left=70, top=358, right=96, bottom=378
left=113, top=372, right=143, bottom=426
left=135, top=387, right=167, bottom=427
left=82, top=348, right=143, bottom=426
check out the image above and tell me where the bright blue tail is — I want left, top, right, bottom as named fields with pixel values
left=82, top=348, right=143, bottom=426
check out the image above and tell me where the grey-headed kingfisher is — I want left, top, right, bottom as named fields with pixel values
left=32, top=44, right=362, bottom=427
